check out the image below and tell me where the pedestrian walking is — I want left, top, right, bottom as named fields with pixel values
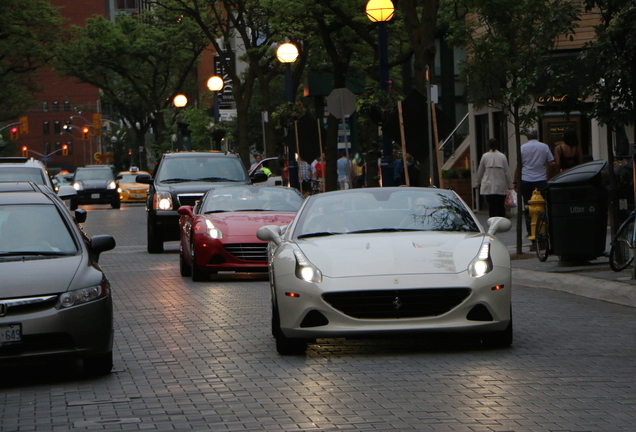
left=337, top=152, right=351, bottom=190
left=476, top=138, right=513, bottom=218
left=554, top=128, right=583, bottom=172
left=514, top=128, right=556, bottom=242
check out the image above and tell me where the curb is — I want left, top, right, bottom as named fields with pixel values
left=513, top=268, right=636, bottom=308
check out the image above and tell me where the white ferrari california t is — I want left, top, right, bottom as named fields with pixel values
left=257, top=187, right=513, bottom=355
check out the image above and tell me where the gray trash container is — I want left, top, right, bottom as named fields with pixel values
left=546, top=160, right=608, bottom=261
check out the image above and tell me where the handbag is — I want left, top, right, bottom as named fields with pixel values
left=504, top=189, right=517, bottom=209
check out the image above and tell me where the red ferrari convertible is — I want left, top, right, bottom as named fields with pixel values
left=178, top=185, right=304, bottom=281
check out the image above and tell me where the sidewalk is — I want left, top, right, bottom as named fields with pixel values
left=476, top=212, right=636, bottom=308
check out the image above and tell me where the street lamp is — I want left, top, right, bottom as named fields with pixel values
left=173, top=94, right=188, bottom=108
left=276, top=42, right=300, bottom=189
left=207, top=76, right=224, bottom=150
left=366, top=0, right=395, bottom=187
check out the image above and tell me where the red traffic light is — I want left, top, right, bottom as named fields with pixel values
left=82, top=126, right=90, bottom=141
left=21, top=146, right=28, bottom=157
left=62, top=144, right=69, bottom=156
left=10, top=127, right=19, bottom=141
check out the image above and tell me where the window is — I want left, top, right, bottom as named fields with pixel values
left=43, top=121, right=50, bottom=135
left=53, top=101, right=59, bottom=112
left=66, top=142, right=73, bottom=155
left=64, top=101, right=71, bottom=111
left=42, top=102, right=48, bottom=112
left=54, top=121, right=61, bottom=135
left=44, top=142, right=51, bottom=155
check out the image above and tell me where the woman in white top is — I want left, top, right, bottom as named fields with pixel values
left=476, top=138, right=513, bottom=217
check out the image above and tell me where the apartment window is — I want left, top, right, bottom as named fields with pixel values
left=44, top=142, right=51, bottom=156
left=42, top=102, right=48, bottom=112
left=64, top=101, right=71, bottom=111
left=53, top=101, right=59, bottom=112
left=66, top=142, right=73, bottom=155
left=43, top=121, right=50, bottom=135
left=54, top=121, right=61, bottom=135
left=55, top=142, right=61, bottom=151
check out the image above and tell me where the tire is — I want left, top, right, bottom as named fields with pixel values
left=609, top=214, right=635, bottom=272
left=482, top=312, right=513, bottom=348
left=147, top=223, right=164, bottom=254
left=191, top=248, right=208, bottom=282
left=535, top=212, right=550, bottom=262
left=83, top=351, right=113, bottom=376
left=179, top=245, right=191, bottom=277
left=272, top=303, right=307, bottom=355
left=111, top=198, right=121, bottom=209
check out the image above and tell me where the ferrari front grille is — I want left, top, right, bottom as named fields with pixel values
left=322, top=288, right=471, bottom=319
left=224, top=243, right=268, bottom=261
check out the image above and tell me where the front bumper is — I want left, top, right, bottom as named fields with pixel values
left=76, top=189, right=118, bottom=204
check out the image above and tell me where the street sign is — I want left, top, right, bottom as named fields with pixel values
left=327, top=88, right=356, bottom=119
left=40, top=157, right=51, bottom=162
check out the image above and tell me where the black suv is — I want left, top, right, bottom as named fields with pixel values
left=137, top=152, right=251, bottom=253
left=71, top=165, right=121, bottom=209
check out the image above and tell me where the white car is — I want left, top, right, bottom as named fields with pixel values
left=257, top=187, right=513, bottom=355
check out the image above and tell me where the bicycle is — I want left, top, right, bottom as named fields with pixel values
left=609, top=211, right=635, bottom=272
left=534, top=210, right=551, bottom=262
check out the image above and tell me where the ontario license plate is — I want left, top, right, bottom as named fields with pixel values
left=133, top=194, right=142, bottom=199
left=91, top=193, right=100, bottom=199
left=0, top=324, right=21, bottom=344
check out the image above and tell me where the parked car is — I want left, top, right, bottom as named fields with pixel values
left=71, top=165, right=121, bottom=209
left=0, top=157, right=77, bottom=208
left=178, top=185, right=304, bottom=281
left=257, top=187, right=513, bottom=355
left=136, top=151, right=252, bottom=253
left=0, top=183, right=116, bottom=374
left=117, top=167, right=151, bottom=203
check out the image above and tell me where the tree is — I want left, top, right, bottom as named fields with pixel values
left=0, top=0, right=64, bottom=121
left=441, top=0, right=579, bottom=254
left=53, top=7, right=208, bottom=167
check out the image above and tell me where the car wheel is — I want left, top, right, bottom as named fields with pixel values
left=111, top=198, right=121, bottom=209
left=272, top=303, right=307, bottom=355
left=83, top=351, right=113, bottom=376
left=179, top=245, right=191, bottom=277
left=481, top=313, right=513, bottom=348
left=191, top=248, right=208, bottom=282
left=147, top=223, right=164, bottom=254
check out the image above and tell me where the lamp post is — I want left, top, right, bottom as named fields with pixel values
left=276, top=42, right=300, bottom=190
left=366, top=0, right=395, bottom=187
left=207, top=76, right=224, bottom=151
left=173, top=94, right=190, bottom=151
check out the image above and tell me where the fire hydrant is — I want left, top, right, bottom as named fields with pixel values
left=527, top=189, right=545, bottom=240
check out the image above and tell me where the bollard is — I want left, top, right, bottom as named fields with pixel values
left=527, top=188, right=545, bottom=240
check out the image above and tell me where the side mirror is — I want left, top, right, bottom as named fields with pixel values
left=90, top=235, right=116, bottom=263
left=74, top=209, right=87, bottom=224
left=136, top=174, right=152, bottom=184
left=250, top=171, right=268, bottom=183
left=257, top=225, right=283, bottom=245
left=57, top=185, right=77, bottom=200
left=487, top=217, right=512, bottom=236
left=177, top=206, right=194, bottom=217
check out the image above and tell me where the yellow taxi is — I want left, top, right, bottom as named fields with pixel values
left=117, top=167, right=151, bottom=202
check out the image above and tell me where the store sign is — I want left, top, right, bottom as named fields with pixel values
left=536, top=95, right=568, bottom=104
left=214, top=54, right=235, bottom=106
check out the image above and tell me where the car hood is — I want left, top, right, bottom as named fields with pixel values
left=0, top=255, right=100, bottom=298
left=296, top=231, right=487, bottom=277
left=207, top=212, right=295, bottom=238
left=78, top=179, right=113, bottom=189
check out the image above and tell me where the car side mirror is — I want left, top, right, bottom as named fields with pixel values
left=74, top=209, right=87, bottom=224
left=136, top=174, right=152, bottom=184
left=250, top=171, right=268, bottom=183
left=257, top=225, right=283, bottom=245
left=177, top=206, right=194, bottom=217
left=90, top=235, right=116, bottom=263
left=487, top=217, right=512, bottom=236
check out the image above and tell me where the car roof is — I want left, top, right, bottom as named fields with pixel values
left=0, top=157, right=47, bottom=168
left=0, top=182, right=42, bottom=193
left=162, top=151, right=240, bottom=159
left=0, top=188, right=56, bottom=205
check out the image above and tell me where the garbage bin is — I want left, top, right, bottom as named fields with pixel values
left=546, top=160, right=608, bottom=261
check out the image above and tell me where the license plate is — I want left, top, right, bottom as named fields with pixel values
left=0, top=324, right=21, bottom=344
left=133, top=194, right=142, bottom=199
left=91, top=193, right=100, bottom=199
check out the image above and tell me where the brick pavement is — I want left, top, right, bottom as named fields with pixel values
left=0, top=204, right=634, bottom=431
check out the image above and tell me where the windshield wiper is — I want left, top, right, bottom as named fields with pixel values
left=347, top=228, right=419, bottom=234
left=233, top=209, right=266, bottom=212
left=194, top=177, right=238, bottom=182
left=0, top=251, right=75, bottom=258
left=160, top=178, right=194, bottom=183
left=204, top=210, right=229, bottom=214
left=297, top=231, right=345, bottom=239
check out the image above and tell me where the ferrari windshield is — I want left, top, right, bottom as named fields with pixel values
left=294, top=188, right=479, bottom=238
left=200, top=186, right=303, bottom=213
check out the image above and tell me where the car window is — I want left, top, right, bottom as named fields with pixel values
left=0, top=204, right=78, bottom=254
left=0, top=167, right=47, bottom=185
left=157, top=157, right=248, bottom=183
left=201, top=187, right=303, bottom=213
left=74, top=169, right=114, bottom=181
left=294, top=189, right=479, bottom=237
left=120, top=174, right=139, bottom=183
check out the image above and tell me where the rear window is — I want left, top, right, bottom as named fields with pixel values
left=0, top=167, right=47, bottom=185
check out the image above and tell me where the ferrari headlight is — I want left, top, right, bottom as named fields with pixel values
left=154, top=191, right=173, bottom=210
left=468, top=242, right=493, bottom=278
left=205, top=219, right=223, bottom=239
left=294, top=250, right=322, bottom=283
left=57, top=280, right=110, bottom=309
left=107, top=181, right=117, bottom=190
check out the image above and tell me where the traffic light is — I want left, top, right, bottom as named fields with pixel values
left=10, top=127, right=18, bottom=141
left=21, top=146, right=28, bottom=157
left=19, top=117, right=28, bottom=134
left=82, top=126, right=90, bottom=141
left=92, top=113, right=102, bottom=136
left=62, top=144, right=68, bottom=156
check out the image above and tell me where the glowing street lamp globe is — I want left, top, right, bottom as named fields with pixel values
left=207, top=76, right=224, bottom=92
left=276, top=43, right=299, bottom=64
left=173, top=94, right=188, bottom=108
left=365, top=0, right=394, bottom=22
